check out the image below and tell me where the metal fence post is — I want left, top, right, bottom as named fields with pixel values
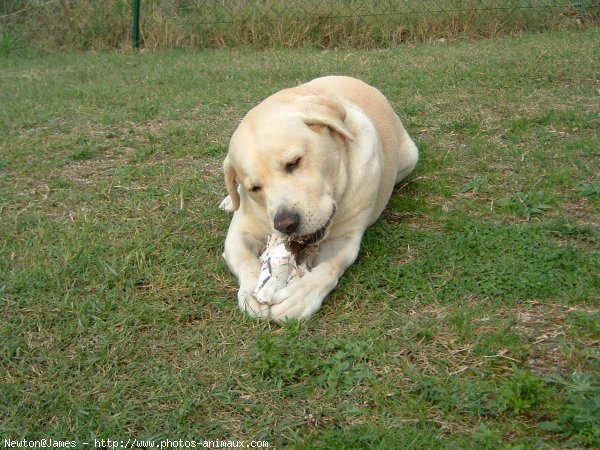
left=133, top=0, right=141, bottom=49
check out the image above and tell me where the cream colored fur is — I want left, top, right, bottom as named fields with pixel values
left=221, top=76, right=418, bottom=321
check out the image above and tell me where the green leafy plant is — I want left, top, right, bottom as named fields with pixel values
left=541, top=373, right=600, bottom=447
left=498, top=365, right=548, bottom=415
left=460, top=176, right=488, bottom=193
left=473, top=423, right=505, bottom=449
left=253, top=322, right=375, bottom=393
left=496, top=191, right=555, bottom=219
left=577, top=182, right=600, bottom=198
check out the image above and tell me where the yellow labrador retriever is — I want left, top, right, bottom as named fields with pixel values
left=220, top=76, right=418, bottom=321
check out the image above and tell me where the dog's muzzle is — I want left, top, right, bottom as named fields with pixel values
left=293, top=205, right=336, bottom=246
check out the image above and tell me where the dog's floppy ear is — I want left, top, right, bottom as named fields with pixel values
left=302, top=95, right=355, bottom=142
left=223, top=155, right=240, bottom=211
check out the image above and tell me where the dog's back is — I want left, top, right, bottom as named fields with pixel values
left=302, top=76, right=418, bottom=220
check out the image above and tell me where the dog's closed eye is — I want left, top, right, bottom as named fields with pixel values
left=250, top=185, right=262, bottom=193
left=285, top=157, right=302, bottom=174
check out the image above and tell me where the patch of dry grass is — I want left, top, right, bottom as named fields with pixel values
left=2, top=0, right=598, bottom=52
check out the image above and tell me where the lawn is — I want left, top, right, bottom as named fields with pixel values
left=1, top=28, right=599, bottom=448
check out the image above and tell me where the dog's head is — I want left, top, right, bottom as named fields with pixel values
left=224, top=94, right=355, bottom=244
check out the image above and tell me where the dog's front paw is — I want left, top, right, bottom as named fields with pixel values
left=238, top=286, right=270, bottom=320
left=268, top=275, right=329, bottom=322
left=219, top=195, right=235, bottom=213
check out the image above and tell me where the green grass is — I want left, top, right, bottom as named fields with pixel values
left=1, top=28, right=600, bottom=448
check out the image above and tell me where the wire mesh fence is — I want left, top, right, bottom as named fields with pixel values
left=2, top=0, right=599, bottom=51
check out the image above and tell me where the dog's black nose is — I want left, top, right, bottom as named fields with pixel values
left=274, top=209, right=300, bottom=235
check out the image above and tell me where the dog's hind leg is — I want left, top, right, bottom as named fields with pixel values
left=395, top=138, right=419, bottom=185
